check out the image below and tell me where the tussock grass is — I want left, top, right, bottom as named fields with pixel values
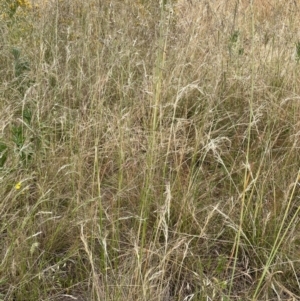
left=1, top=0, right=300, bottom=300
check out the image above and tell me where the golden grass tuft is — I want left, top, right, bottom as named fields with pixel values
left=1, top=0, right=300, bottom=300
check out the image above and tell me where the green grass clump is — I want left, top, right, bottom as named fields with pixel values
left=1, top=0, right=300, bottom=300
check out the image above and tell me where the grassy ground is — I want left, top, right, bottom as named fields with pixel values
left=1, top=0, right=300, bottom=300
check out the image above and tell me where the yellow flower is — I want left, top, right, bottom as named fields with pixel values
left=15, top=182, right=22, bottom=190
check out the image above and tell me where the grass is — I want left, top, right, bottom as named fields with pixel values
left=1, top=0, right=300, bottom=300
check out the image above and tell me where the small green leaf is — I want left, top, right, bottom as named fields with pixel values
left=12, top=125, right=25, bottom=148
left=0, top=142, right=8, bottom=168
left=296, top=41, right=300, bottom=62
left=23, top=107, right=32, bottom=125
left=230, top=30, right=239, bottom=44
left=11, top=47, right=21, bottom=60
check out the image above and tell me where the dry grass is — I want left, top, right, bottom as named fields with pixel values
left=1, top=0, right=300, bottom=300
